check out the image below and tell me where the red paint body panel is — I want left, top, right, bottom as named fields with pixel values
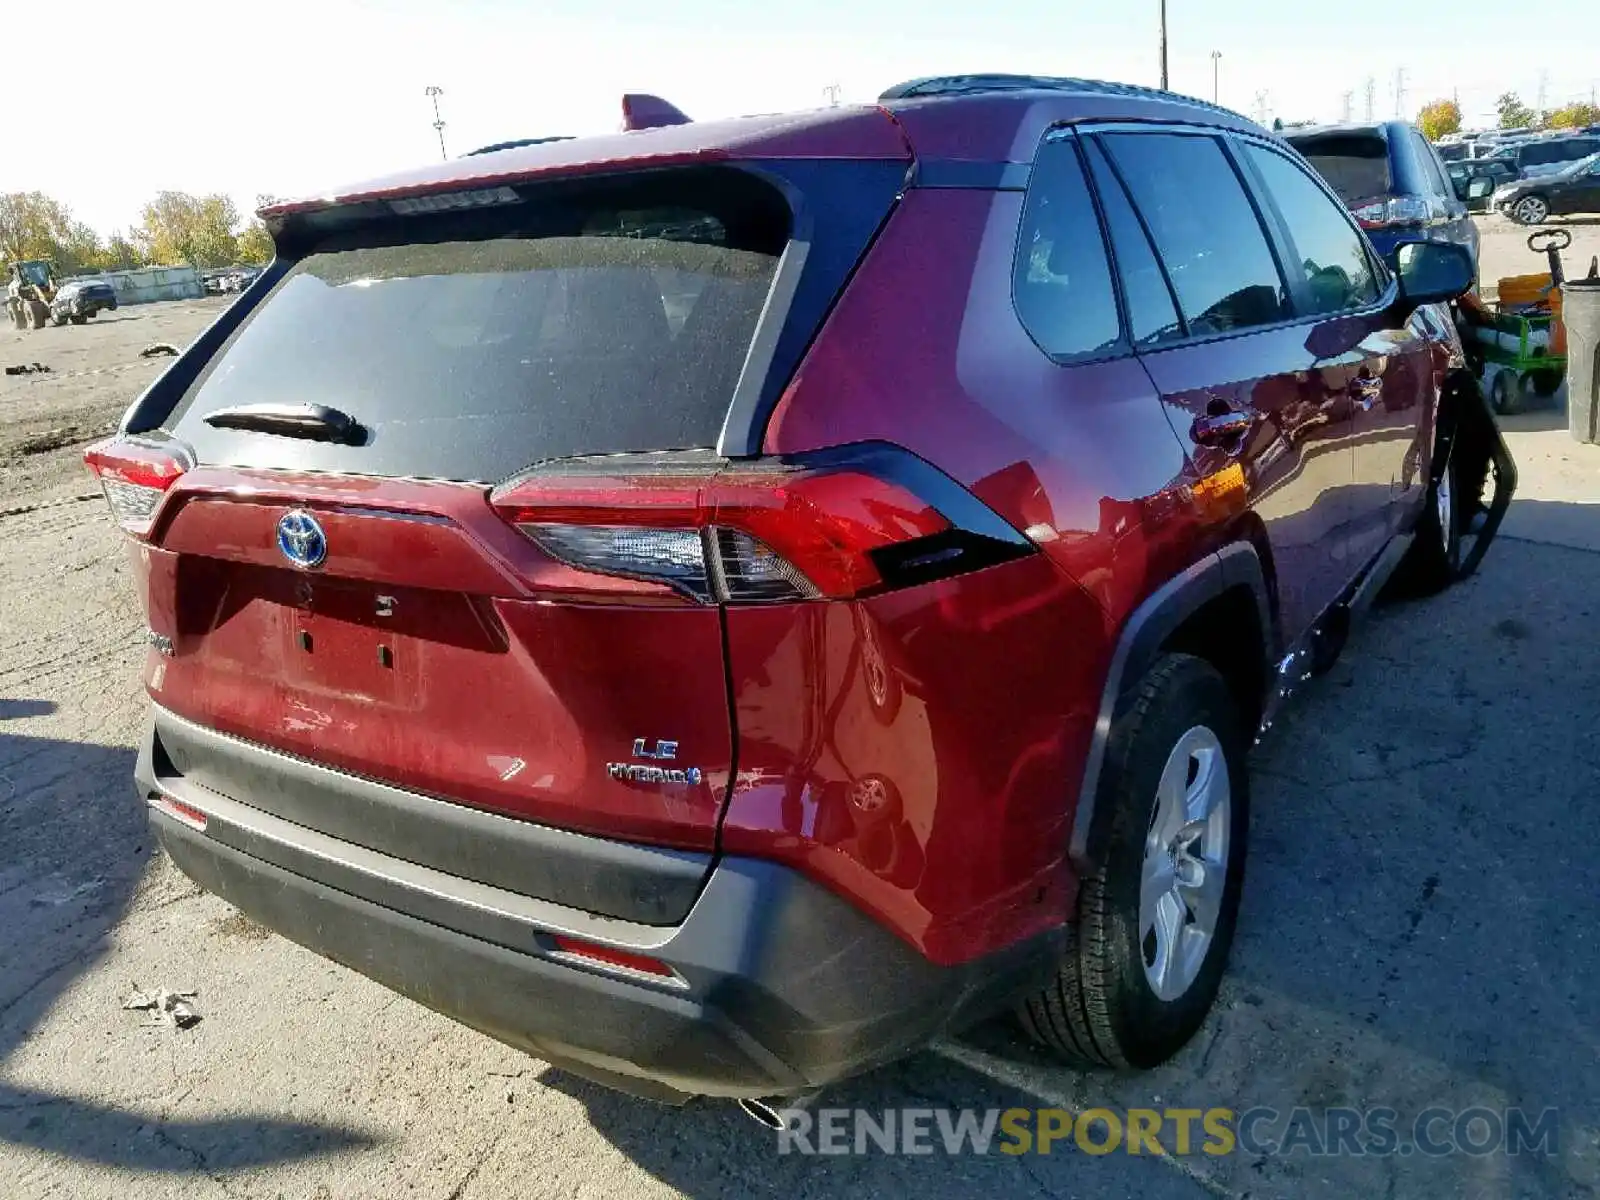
left=719, top=554, right=1103, bottom=966
left=765, top=187, right=1200, bottom=623
left=142, top=474, right=730, bottom=848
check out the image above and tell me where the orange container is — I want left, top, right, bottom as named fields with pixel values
left=1496, top=272, right=1554, bottom=309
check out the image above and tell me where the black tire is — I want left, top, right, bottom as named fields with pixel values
left=1488, top=368, right=1522, bottom=416
left=1019, top=654, right=1249, bottom=1069
left=1510, top=195, right=1549, bottom=226
left=69, top=314, right=87, bottom=325
left=1526, top=369, right=1562, bottom=399
left=1395, top=434, right=1461, bottom=596
left=26, top=299, right=50, bottom=330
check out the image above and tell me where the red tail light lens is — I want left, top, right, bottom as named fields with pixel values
left=489, top=448, right=1023, bottom=604
left=83, top=438, right=189, bottom=537
left=549, top=935, right=677, bottom=980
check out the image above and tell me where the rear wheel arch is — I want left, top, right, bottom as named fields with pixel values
left=1069, top=543, right=1272, bottom=870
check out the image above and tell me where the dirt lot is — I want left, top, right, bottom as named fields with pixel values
left=1477, top=213, right=1600, bottom=296
left=2, top=273, right=1599, bottom=1199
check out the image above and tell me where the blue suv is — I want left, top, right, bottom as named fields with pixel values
left=1287, top=122, right=1478, bottom=271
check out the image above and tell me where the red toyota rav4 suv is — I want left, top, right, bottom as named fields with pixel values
left=91, top=76, right=1489, bottom=1107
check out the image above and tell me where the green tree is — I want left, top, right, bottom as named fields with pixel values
left=102, top=232, right=147, bottom=270
left=1416, top=99, right=1462, bottom=142
left=234, top=193, right=279, bottom=264
left=134, top=191, right=241, bottom=267
left=235, top=221, right=274, bottom=264
left=0, top=191, right=103, bottom=268
left=1546, top=101, right=1600, bottom=130
left=1496, top=92, right=1537, bottom=130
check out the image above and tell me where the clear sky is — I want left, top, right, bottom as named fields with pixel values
left=8, top=0, right=1597, bottom=236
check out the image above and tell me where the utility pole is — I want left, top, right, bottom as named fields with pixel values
left=425, top=86, right=447, bottom=161
left=822, top=83, right=842, bottom=107
left=1537, top=70, right=1549, bottom=118
left=1340, top=90, right=1354, bottom=123
left=1363, top=76, right=1376, bottom=122
left=1254, top=90, right=1271, bottom=126
left=1392, top=67, right=1406, bottom=119
left=1210, top=51, right=1222, bottom=105
left=1158, top=0, right=1169, bottom=90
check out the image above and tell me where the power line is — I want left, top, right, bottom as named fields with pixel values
left=1158, top=0, right=1169, bottom=90
left=1392, top=67, right=1407, bottom=118
left=424, top=86, right=447, bottom=161
left=1363, top=77, right=1376, bottom=123
left=822, top=83, right=842, bottom=107
left=1340, top=90, right=1354, bottom=123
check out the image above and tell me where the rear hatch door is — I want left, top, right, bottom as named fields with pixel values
left=133, top=161, right=902, bottom=915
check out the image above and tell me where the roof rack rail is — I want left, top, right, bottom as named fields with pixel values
left=878, top=74, right=1239, bottom=119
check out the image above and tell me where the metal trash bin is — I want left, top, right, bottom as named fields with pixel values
left=1564, top=272, right=1600, bottom=444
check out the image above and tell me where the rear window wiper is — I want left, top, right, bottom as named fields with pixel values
left=203, top=403, right=367, bottom=446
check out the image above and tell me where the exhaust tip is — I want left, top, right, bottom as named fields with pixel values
left=737, top=1097, right=787, bottom=1129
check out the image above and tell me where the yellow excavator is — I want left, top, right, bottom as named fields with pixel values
left=6, top=260, right=58, bottom=331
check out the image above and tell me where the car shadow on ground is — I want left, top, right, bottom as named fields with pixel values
left=0, top=723, right=377, bottom=1173
left=554, top=508, right=1600, bottom=1199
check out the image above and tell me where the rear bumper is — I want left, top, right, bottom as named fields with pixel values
left=138, top=719, right=1060, bottom=1102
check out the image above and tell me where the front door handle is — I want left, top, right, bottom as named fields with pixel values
left=1191, top=409, right=1252, bottom=446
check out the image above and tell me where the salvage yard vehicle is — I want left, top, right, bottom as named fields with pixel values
left=1492, top=151, right=1600, bottom=224
left=1486, top=134, right=1600, bottom=181
left=50, top=278, right=118, bottom=324
left=88, top=75, right=1513, bottom=1113
left=6, top=259, right=58, bottom=330
left=1448, top=158, right=1518, bottom=212
left=1284, top=122, right=1477, bottom=270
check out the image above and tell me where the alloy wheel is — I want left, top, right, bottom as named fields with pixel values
left=1139, top=725, right=1231, bottom=1002
left=1435, top=457, right=1454, bottom=556
left=1513, top=196, right=1549, bottom=224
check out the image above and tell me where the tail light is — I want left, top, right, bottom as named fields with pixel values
left=1351, top=195, right=1436, bottom=230
left=83, top=437, right=189, bottom=537
left=489, top=445, right=1032, bottom=604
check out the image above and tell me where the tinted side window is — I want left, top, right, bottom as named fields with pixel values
left=1013, top=136, right=1123, bottom=360
left=1103, top=132, right=1289, bottom=336
left=1410, top=131, right=1451, bottom=197
left=1244, top=144, right=1381, bottom=317
left=1083, top=140, right=1184, bottom=347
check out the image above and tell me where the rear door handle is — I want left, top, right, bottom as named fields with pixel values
left=1191, top=409, right=1252, bottom=446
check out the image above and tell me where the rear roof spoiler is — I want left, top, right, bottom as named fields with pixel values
left=622, top=94, right=691, bottom=131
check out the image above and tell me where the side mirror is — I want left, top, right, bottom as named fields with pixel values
left=1389, top=240, right=1475, bottom=311
left=1467, top=178, right=1495, bottom=200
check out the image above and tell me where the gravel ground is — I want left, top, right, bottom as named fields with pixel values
left=1477, top=213, right=1600, bottom=294
left=2, top=271, right=1598, bottom=1199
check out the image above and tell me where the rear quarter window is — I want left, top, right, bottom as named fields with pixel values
left=1012, top=134, right=1124, bottom=361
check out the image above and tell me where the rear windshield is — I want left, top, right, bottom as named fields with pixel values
left=1288, top=134, right=1393, bottom=205
left=167, top=169, right=788, bottom=481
